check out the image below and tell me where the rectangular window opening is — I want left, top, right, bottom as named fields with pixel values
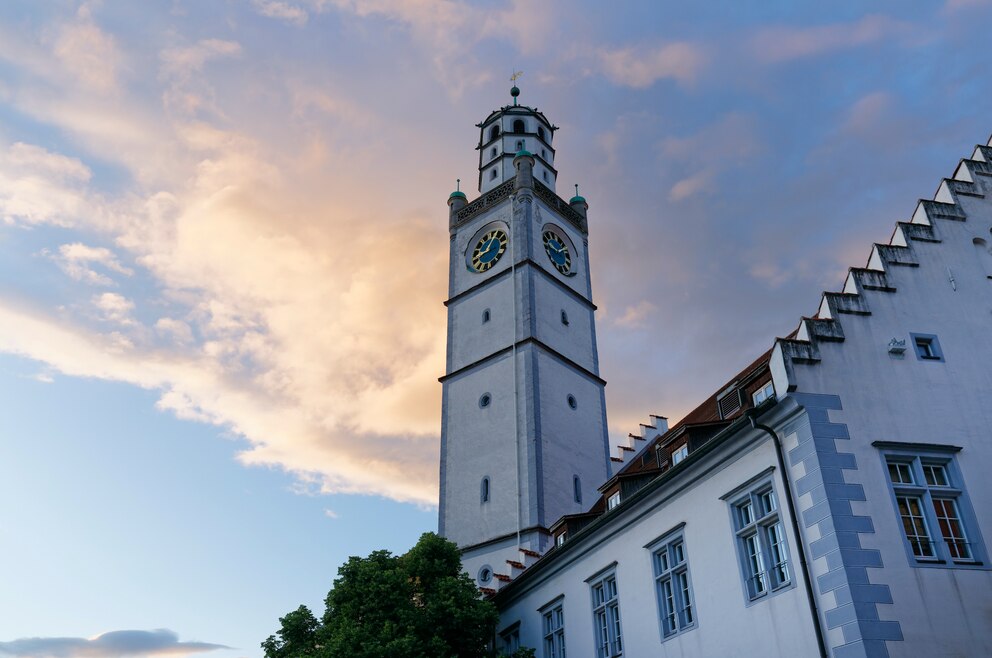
left=882, top=450, right=983, bottom=567
left=730, top=482, right=792, bottom=601
left=653, top=534, right=696, bottom=640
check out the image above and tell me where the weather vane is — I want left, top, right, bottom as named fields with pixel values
left=510, top=70, right=523, bottom=105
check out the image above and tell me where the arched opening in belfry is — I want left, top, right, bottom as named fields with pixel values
left=489, top=125, right=500, bottom=141
left=513, top=119, right=525, bottom=133
left=538, top=126, right=546, bottom=140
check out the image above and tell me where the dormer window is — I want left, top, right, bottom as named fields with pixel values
left=718, top=388, right=742, bottom=419
left=752, top=381, right=775, bottom=405
left=556, top=532, right=566, bottom=547
left=672, top=444, right=688, bottom=466
left=607, top=492, right=621, bottom=510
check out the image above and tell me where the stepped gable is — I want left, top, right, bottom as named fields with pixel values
left=775, top=135, right=992, bottom=382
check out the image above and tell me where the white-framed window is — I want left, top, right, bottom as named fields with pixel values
left=542, top=602, right=566, bottom=658
left=731, top=483, right=791, bottom=600
left=671, top=444, right=688, bottom=466
left=555, top=532, right=566, bottom=548
left=752, top=381, right=775, bottom=405
left=879, top=447, right=984, bottom=565
left=591, top=573, right=622, bottom=657
left=500, top=624, right=520, bottom=654
left=607, top=492, right=621, bottom=510
left=652, top=533, right=696, bottom=639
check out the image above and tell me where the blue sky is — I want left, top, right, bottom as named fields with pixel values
left=1, top=1, right=991, bottom=656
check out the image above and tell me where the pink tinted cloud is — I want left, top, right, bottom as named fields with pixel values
left=749, top=14, right=916, bottom=63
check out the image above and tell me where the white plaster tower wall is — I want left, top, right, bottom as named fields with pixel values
left=440, top=90, right=609, bottom=585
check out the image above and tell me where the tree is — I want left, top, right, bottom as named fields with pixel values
left=260, top=605, right=319, bottom=658
left=262, top=532, right=499, bottom=658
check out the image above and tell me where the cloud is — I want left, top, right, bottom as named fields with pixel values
left=0, top=143, right=98, bottom=227
left=596, top=42, right=706, bottom=88
left=52, top=8, right=124, bottom=93
left=944, top=0, right=992, bottom=11
left=49, top=243, right=133, bottom=286
left=668, top=171, right=711, bottom=202
left=615, top=301, right=657, bottom=329
left=93, top=292, right=136, bottom=325
left=155, top=317, right=195, bottom=344
left=0, top=628, right=228, bottom=657
left=748, top=14, right=915, bottom=63
left=251, top=0, right=309, bottom=26
left=658, top=113, right=763, bottom=202
left=323, top=508, right=339, bottom=519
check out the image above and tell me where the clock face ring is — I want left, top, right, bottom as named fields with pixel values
left=542, top=229, right=572, bottom=275
left=471, top=229, right=508, bottom=272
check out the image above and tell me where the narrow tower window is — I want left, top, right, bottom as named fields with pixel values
left=538, top=126, right=546, bottom=140
left=490, top=147, right=497, bottom=158
left=574, top=475, right=582, bottom=504
left=490, top=125, right=500, bottom=141
left=513, top=119, right=525, bottom=133
left=482, top=309, right=491, bottom=323
left=561, top=310, right=569, bottom=326
left=490, top=168, right=498, bottom=180
left=516, top=139, right=524, bottom=152
left=543, top=171, right=549, bottom=182
left=567, top=394, right=577, bottom=409
left=481, top=476, right=490, bottom=503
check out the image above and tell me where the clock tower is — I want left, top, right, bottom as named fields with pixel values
left=438, top=86, right=611, bottom=586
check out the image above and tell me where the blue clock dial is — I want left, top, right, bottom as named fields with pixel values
left=471, top=229, right=508, bottom=272
left=542, top=229, right=572, bottom=274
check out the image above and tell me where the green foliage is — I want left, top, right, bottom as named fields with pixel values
left=260, top=605, right=320, bottom=658
left=496, top=649, right=536, bottom=658
left=263, top=532, right=499, bottom=658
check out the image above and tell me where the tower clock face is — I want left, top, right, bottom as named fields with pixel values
left=471, top=229, right=509, bottom=272
left=542, top=229, right=572, bottom=275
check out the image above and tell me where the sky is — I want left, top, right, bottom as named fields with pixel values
left=0, top=1, right=990, bottom=656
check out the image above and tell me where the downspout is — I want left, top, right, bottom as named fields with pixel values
left=748, top=412, right=829, bottom=658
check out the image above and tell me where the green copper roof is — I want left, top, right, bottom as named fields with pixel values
left=515, top=148, right=533, bottom=158
left=569, top=195, right=586, bottom=204
left=449, top=190, right=467, bottom=199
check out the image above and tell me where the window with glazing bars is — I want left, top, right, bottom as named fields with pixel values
left=653, top=535, right=695, bottom=638
left=732, top=485, right=790, bottom=600
left=886, top=455, right=975, bottom=563
left=542, top=603, right=565, bottom=658
left=591, top=574, right=622, bottom=657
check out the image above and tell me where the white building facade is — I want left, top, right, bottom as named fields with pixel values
left=441, top=90, right=992, bottom=658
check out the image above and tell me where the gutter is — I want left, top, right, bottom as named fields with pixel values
left=748, top=412, right=829, bottom=658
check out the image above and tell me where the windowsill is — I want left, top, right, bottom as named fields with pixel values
left=918, top=355, right=943, bottom=361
